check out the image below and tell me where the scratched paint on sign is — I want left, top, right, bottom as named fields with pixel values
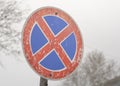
left=22, top=7, right=83, bottom=80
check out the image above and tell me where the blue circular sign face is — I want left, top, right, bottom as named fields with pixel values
left=22, top=7, right=83, bottom=80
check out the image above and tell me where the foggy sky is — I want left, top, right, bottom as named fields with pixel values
left=25, top=0, right=120, bottom=60
left=0, top=0, right=120, bottom=86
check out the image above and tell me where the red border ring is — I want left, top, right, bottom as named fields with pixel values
left=22, top=7, right=83, bottom=80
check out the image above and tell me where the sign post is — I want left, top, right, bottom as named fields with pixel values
left=40, top=77, right=48, bottom=86
left=22, top=7, right=83, bottom=81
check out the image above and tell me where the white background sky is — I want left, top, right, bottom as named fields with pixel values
left=0, top=0, right=120, bottom=86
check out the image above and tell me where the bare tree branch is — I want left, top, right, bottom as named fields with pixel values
left=0, top=0, right=27, bottom=56
left=63, top=50, right=119, bottom=86
left=0, top=0, right=29, bottom=68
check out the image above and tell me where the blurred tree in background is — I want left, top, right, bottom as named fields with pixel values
left=0, top=0, right=27, bottom=55
left=63, top=51, right=120, bottom=86
left=0, top=0, right=28, bottom=66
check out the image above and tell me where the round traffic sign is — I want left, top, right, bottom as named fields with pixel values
left=22, top=7, right=83, bottom=80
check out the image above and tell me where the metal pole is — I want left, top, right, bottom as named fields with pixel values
left=40, top=77, right=48, bottom=86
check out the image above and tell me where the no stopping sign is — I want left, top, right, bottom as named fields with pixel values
left=22, top=7, right=83, bottom=80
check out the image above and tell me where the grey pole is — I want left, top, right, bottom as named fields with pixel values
left=40, top=77, right=48, bottom=86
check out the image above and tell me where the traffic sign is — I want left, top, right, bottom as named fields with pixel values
left=22, top=7, right=83, bottom=80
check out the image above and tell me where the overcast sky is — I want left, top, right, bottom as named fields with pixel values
left=0, top=0, right=120, bottom=86
left=23, top=0, right=120, bottom=60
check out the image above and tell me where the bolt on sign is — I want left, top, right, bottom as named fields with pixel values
left=22, top=7, right=83, bottom=80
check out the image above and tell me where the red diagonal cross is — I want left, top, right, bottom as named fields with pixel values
left=23, top=7, right=83, bottom=79
left=34, top=17, right=74, bottom=68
